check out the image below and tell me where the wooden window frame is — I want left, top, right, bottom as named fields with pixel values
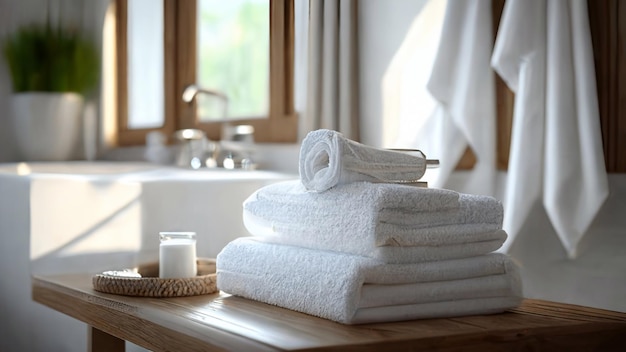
left=117, top=0, right=623, bottom=171
left=588, top=0, right=626, bottom=173
left=115, top=0, right=296, bottom=146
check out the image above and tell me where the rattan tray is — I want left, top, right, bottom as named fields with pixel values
left=92, top=258, right=217, bottom=297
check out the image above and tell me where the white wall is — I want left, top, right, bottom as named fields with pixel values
left=358, top=0, right=429, bottom=148
left=0, top=0, right=22, bottom=162
left=0, top=2, right=117, bottom=351
left=506, top=174, right=626, bottom=313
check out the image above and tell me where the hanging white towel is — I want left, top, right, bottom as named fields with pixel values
left=421, top=0, right=497, bottom=196
left=491, top=0, right=609, bottom=258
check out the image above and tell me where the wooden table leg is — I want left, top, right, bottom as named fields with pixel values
left=89, top=326, right=125, bottom=352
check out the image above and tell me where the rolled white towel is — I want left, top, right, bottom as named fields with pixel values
left=217, top=237, right=523, bottom=324
left=299, top=129, right=428, bottom=192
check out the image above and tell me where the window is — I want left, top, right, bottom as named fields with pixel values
left=115, top=0, right=296, bottom=146
left=195, top=0, right=269, bottom=121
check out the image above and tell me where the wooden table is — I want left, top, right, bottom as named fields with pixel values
left=33, top=274, right=626, bottom=352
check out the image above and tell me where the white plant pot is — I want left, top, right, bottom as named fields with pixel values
left=10, top=92, right=84, bottom=161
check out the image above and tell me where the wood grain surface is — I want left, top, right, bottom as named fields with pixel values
left=33, top=274, right=626, bottom=352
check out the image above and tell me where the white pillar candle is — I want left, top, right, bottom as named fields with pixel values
left=159, top=232, right=197, bottom=278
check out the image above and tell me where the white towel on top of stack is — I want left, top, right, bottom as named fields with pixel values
left=243, top=180, right=506, bottom=263
left=216, top=237, right=523, bottom=324
left=299, top=129, right=429, bottom=192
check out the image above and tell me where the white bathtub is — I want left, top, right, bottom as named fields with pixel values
left=0, top=161, right=295, bottom=352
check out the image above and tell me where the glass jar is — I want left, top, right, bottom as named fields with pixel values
left=159, top=232, right=197, bottom=278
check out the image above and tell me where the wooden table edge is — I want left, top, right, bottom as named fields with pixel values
left=32, top=274, right=280, bottom=351
left=32, top=274, right=626, bottom=352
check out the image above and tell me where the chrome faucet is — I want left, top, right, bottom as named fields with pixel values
left=182, top=84, right=229, bottom=120
left=173, top=128, right=216, bottom=169
left=177, top=85, right=255, bottom=169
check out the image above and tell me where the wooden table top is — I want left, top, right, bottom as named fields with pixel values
left=32, top=274, right=626, bottom=352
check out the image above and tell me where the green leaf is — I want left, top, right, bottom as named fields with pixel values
left=1, top=24, right=99, bottom=95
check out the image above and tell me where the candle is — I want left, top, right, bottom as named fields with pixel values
left=159, top=232, right=197, bottom=278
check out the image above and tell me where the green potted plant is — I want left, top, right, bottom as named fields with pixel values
left=2, top=24, right=99, bottom=161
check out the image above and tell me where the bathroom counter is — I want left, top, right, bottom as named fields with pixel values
left=0, top=161, right=296, bottom=351
left=33, top=273, right=626, bottom=352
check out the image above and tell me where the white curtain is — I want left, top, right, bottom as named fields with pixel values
left=492, top=0, right=609, bottom=258
left=296, top=0, right=360, bottom=141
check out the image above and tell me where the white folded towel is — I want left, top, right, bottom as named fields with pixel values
left=359, top=272, right=518, bottom=308
left=351, top=297, right=522, bottom=324
left=299, top=129, right=428, bottom=192
left=243, top=180, right=506, bottom=262
left=216, top=237, right=523, bottom=324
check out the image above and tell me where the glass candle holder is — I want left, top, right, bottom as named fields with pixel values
left=159, top=232, right=197, bottom=278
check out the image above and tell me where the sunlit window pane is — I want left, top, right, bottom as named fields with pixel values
left=127, top=0, right=164, bottom=129
left=197, top=0, right=269, bottom=121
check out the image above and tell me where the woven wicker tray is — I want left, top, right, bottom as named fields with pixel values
left=92, top=258, right=217, bottom=297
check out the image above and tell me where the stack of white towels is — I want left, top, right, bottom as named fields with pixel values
left=217, top=129, right=523, bottom=324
